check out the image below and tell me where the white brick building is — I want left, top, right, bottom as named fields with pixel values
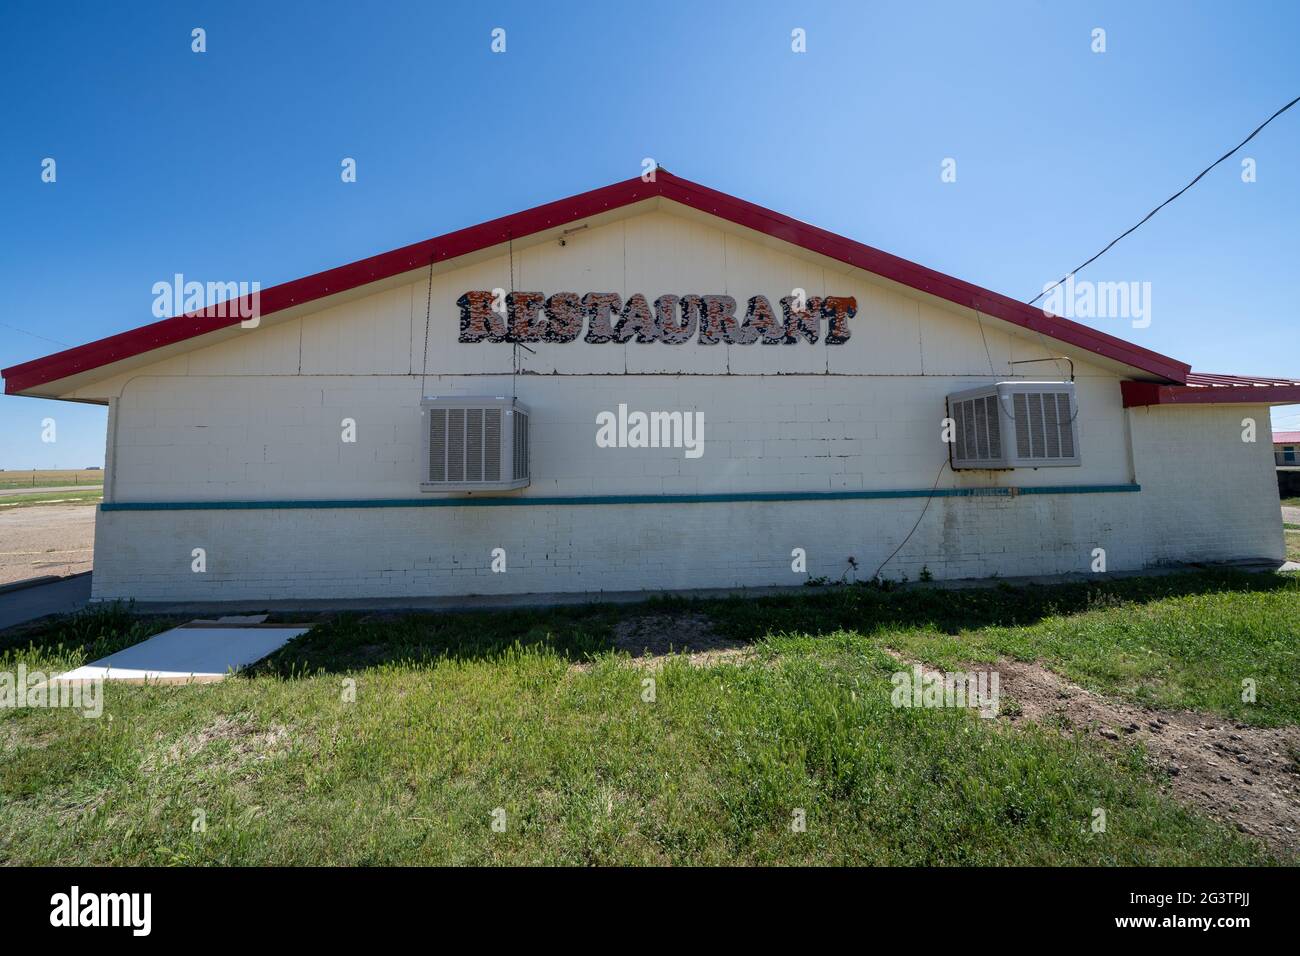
left=5, top=173, right=1298, bottom=602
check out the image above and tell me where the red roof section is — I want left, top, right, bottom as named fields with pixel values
left=1273, top=431, right=1300, bottom=444
left=1122, top=373, right=1300, bottom=408
left=2, top=171, right=1202, bottom=395
left=1186, top=372, right=1300, bottom=388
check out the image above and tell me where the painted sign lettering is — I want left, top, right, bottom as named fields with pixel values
left=457, top=292, right=855, bottom=344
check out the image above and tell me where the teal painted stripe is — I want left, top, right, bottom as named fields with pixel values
left=101, top=484, right=1140, bottom=512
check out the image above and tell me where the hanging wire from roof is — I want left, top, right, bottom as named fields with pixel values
left=419, top=255, right=434, bottom=398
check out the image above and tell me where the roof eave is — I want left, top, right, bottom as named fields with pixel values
left=1122, top=380, right=1300, bottom=407
left=4, top=171, right=1195, bottom=397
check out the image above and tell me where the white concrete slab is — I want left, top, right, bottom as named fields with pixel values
left=54, top=625, right=310, bottom=684
left=189, top=614, right=269, bottom=625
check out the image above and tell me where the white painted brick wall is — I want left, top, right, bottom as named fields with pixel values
left=88, top=382, right=1282, bottom=602
left=1129, top=404, right=1284, bottom=564
left=105, top=373, right=1133, bottom=502
left=92, top=491, right=1147, bottom=601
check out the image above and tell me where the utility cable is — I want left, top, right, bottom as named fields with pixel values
left=1029, top=94, right=1300, bottom=306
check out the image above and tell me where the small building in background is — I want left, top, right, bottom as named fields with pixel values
left=1274, top=431, right=1300, bottom=467
left=1276, top=430, right=1300, bottom=499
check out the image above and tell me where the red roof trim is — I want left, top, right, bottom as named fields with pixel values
left=4, top=171, right=1193, bottom=395
left=1274, top=431, right=1300, bottom=444
left=1185, top=372, right=1300, bottom=388
left=1122, top=378, right=1300, bottom=407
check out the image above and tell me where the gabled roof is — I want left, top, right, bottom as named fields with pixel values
left=0, top=170, right=1273, bottom=399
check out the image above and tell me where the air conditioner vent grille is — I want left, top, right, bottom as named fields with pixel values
left=428, top=408, right=447, bottom=482
left=952, top=394, right=1002, bottom=464
left=948, top=382, right=1080, bottom=469
left=484, top=409, right=501, bottom=481
left=420, top=397, right=530, bottom=492
left=447, top=408, right=466, bottom=481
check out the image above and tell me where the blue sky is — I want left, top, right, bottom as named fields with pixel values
left=2, top=0, right=1298, bottom=469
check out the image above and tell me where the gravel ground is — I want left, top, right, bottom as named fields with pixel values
left=0, top=504, right=96, bottom=585
left=1283, top=505, right=1300, bottom=525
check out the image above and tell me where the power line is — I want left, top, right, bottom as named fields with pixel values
left=1029, top=93, right=1300, bottom=306
left=1, top=321, right=70, bottom=348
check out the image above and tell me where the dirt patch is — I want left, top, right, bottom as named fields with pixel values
left=606, top=613, right=754, bottom=668
left=144, top=715, right=292, bottom=773
left=888, top=650, right=1300, bottom=858
left=0, top=718, right=57, bottom=752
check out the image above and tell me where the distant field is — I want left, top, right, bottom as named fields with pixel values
left=0, top=489, right=103, bottom=509
left=0, top=469, right=103, bottom=489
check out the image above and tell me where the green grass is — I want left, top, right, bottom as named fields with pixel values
left=0, top=469, right=103, bottom=490
left=1280, top=497, right=1300, bottom=508
left=1287, top=529, right=1300, bottom=562
left=0, top=489, right=103, bottom=509
left=0, top=572, right=1295, bottom=866
left=700, top=571, right=1300, bottom=727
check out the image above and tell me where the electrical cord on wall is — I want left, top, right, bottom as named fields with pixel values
left=872, top=457, right=950, bottom=582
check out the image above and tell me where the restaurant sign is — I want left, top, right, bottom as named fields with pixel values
left=457, top=291, right=856, bottom=345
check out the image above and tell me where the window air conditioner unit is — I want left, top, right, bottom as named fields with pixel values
left=946, top=382, right=1080, bottom=469
left=420, top=396, right=530, bottom=492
